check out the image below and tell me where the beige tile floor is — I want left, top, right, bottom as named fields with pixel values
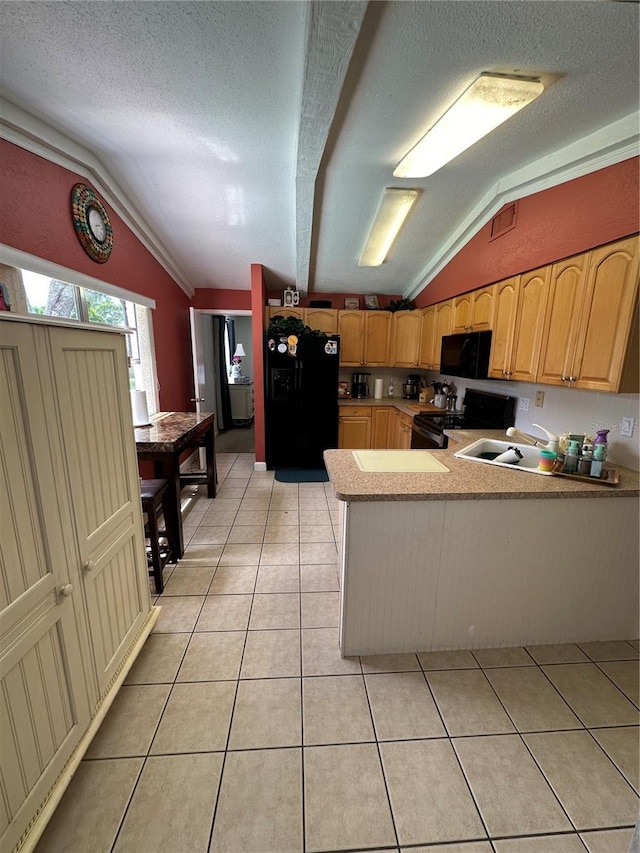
left=37, top=452, right=640, bottom=853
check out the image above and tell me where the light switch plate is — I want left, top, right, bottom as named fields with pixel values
left=620, top=416, right=635, bottom=437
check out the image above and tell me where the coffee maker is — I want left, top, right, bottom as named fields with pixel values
left=402, top=374, right=420, bottom=399
left=351, top=372, right=370, bottom=398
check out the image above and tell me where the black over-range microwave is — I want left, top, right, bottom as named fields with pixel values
left=440, top=330, right=493, bottom=379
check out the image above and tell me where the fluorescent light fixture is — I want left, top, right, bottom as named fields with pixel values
left=393, top=72, right=544, bottom=179
left=358, top=188, right=419, bottom=267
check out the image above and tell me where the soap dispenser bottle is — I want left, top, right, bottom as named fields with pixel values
left=562, top=440, right=580, bottom=474
left=590, top=430, right=609, bottom=478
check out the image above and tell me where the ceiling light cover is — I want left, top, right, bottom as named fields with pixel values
left=358, top=188, right=420, bottom=267
left=394, top=73, right=544, bottom=179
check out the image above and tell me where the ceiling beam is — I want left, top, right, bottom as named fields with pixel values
left=295, top=0, right=368, bottom=296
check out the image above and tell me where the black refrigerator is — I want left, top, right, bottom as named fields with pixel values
left=265, top=334, right=340, bottom=469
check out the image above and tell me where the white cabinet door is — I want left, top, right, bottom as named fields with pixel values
left=48, top=326, right=150, bottom=699
left=0, top=324, right=90, bottom=853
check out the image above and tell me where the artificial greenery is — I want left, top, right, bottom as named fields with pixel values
left=267, top=314, right=328, bottom=337
left=387, top=298, right=416, bottom=312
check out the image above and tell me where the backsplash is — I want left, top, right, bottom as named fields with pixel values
left=339, top=367, right=639, bottom=471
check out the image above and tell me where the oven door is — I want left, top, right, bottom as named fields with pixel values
left=411, top=417, right=448, bottom=449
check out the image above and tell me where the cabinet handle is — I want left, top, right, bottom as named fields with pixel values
left=59, top=583, right=73, bottom=597
left=83, top=559, right=95, bottom=573
left=561, top=375, right=568, bottom=382
left=190, top=397, right=205, bottom=402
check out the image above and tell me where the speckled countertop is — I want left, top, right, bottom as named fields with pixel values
left=134, top=411, right=215, bottom=451
left=324, top=429, right=640, bottom=502
left=339, top=397, right=448, bottom=417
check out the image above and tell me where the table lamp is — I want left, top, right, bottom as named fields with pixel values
left=231, top=343, right=246, bottom=378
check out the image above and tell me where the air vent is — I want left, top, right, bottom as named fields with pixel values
left=490, top=201, right=518, bottom=240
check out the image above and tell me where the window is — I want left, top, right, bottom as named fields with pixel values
left=20, top=268, right=158, bottom=413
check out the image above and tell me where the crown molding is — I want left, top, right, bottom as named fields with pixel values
left=0, top=97, right=194, bottom=297
left=406, top=111, right=640, bottom=301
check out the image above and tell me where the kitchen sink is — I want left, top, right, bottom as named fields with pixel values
left=453, top=438, right=554, bottom=476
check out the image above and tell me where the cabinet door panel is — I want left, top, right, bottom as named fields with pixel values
left=472, top=286, right=494, bottom=330
left=433, top=302, right=453, bottom=370
left=371, top=407, right=391, bottom=449
left=488, top=277, right=518, bottom=378
left=0, top=325, right=89, bottom=853
left=573, top=236, right=639, bottom=391
left=305, top=308, right=338, bottom=334
left=338, top=311, right=364, bottom=365
left=419, top=307, right=436, bottom=368
left=511, top=267, right=550, bottom=382
left=391, top=312, right=420, bottom=366
left=537, top=255, right=588, bottom=385
left=338, top=416, right=371, bottom=449
left=364, top=312, right=391, bottom=365
left=452, top=294, right=473, bottom=332
left=49, top=328, right=149, bottom=694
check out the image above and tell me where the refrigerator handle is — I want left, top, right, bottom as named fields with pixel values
left=294, top=361, right=302, bottom=394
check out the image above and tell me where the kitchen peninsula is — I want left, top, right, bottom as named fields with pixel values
left=324, top=433, right=639, bottom=657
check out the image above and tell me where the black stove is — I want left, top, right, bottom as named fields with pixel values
left=411, top=389, right=516, bottom=450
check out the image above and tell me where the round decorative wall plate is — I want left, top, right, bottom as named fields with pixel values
left=71, top=183, right=113, bottom=263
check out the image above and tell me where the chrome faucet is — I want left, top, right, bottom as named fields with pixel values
left=505, top=423, right=560, bottom=453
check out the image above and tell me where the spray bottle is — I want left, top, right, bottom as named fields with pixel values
left=590, top=429, right=609, bottom=478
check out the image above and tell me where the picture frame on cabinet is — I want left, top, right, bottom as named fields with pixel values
left=344, top=297, right=359, bottom=309
left=364, top=294, right=379, bottom=310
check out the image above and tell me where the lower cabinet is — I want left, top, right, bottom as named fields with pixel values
left=0, top=316, right=154, bottom=853
left=338, top=407, right=372, bottom=449
left=396, top=411, right=414, bottom=449
left=339, top=405, right=414, bottom=450
left=371, top=407, right=392, bottom=448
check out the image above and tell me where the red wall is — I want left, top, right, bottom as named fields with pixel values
left=192, top=288, right=251, bottom=311
left=0, top=140, right=193, bottom=410
left=415, top=157, right=640, bottom=307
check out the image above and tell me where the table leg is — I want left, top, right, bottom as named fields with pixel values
left=205, top=426, right=217, bottom=499
left=154, top=456, right=184, bottom=559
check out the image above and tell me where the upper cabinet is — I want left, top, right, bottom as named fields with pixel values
left=305, top=308, right=338, bottom=335
left=489, top=268, right=550, bottom=382
left=537, top=235, right=639, bottom=392
left=570, top=235, right=639, bottom=392
left=390, top=310, right=422, bottom=367
left=432, top=300, right=453, bottom=372
left=451, top=285, right=494, bottom=333
left=338, top=310, right=391, bottom=366
left=418, top=306, right=437, bottom=369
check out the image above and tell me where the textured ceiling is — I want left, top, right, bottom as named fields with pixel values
left=0, top=1, right=638, bottom=297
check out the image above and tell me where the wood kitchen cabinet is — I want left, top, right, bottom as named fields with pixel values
left=451, top=285, right=494, bottom=333
left=396, top=411, right=414, bottom=449
left=338, top=406, right=372, bottom=448
left=390, top=310, right=422, bottom=367
left=371, top=406, right=392, bottom=448
left=537, top=235, right=639, bottom=391
left=489, top=268, right=550, bottom=382
left=265, top=306, right=304, bottom=325
left=305, top=308, right=338, bottom=334
left=338, top=310, right=391, bottom=366
left=0, top=316, right=155, bottom=852
left=432, top=300, right=453, bottom=372
left=418, top=305, right=437, bottom=369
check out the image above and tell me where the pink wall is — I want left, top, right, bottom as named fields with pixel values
left=0, top=140, right=193, bottom=411
left=415, top=157, right=640, bottom=307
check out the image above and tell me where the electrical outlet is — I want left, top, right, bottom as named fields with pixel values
left=620, top=416, right=635, bottom=437
left=535, top=391, right=545, bottom=407
left=519, top=397, right=530, bottom=412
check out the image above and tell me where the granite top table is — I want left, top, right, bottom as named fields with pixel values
left=135, top=411, right=217, bottom=558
